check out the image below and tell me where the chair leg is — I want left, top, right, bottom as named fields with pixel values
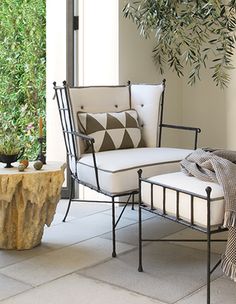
left=62, top=176, right=73, bottom=222
left=131, top=193, right=135, bottom=210
left=112, top=197, right=116, bottom=257
left=137, top=169, right=143, bottom=271
left=138, top=197, right=143, bottom=272
left=207, top=229, right=211, bottom=304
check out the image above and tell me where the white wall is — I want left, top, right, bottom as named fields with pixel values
left=46, top=0, right=67, bottom=163
left=79, top=0, right=119, bottom=86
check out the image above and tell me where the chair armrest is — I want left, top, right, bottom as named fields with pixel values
left=64, top=130, right=100, bottom=191
left=66, top=131, right=95, bottom=143
left=159, top=124, right=201, bottom=150
left=161, top=123, right=201, bottom=133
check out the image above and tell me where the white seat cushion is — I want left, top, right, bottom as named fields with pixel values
left=141, top=172, right=225, bottom=228
left=77, top=147, right=192, bottom=195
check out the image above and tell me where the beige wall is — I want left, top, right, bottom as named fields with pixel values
left=181, top=58, right=236, bottom=150
left=119, top=3, right=158, bottom=84
left=181, top=71, right=226, bottom=149
left=225, top=54, right=236, bottom=150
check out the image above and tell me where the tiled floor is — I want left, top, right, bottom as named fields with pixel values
left=0, top=200, right=235, bottom=304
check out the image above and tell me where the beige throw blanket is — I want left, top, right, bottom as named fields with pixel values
left=180, top=148, right=236, bottom=282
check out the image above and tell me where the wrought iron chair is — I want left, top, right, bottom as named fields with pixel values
left=53, top=80, right=201, bottom=257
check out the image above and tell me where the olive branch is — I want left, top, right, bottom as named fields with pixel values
left=123, top=0, right=236, bottom=88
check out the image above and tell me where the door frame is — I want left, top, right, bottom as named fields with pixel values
left=61, top=0, right=78, bottom=198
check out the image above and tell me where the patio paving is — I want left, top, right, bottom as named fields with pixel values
left=0, top=200, right=235, bottom=304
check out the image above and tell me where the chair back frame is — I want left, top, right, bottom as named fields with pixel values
left=53, top=80, right=165, bottom=183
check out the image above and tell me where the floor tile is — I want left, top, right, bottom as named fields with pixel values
left=0, top=245, right=53, bottom=269
left=0, top=274, right=32, bottom=301
left=78, top=242, right=222, bottom=303
left=0, top=238, right=134, bottom=287
left=101, top=216, right=184, bottom=246
left=102, top=205, right=156, bottom=221
left=0, top=274, right=165, bottom=304
left=49, top=212, right=74, bottom=226
left=42, top=212, right=135, bottom=249
left=175, top=276, right=236, bottom=304
left=163, top=228, right=228, bottom=254
left=54, top=200, right=111, bottom=223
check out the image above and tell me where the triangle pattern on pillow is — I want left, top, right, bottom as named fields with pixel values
left=91, top=113, right=107, bottom=129
left=99, top=131, right=116, bottom=152
left=107, top=129, right=125, bottom=149
left=111, top=112, right=126, bottom=125
left=86, top=114, right=105, bottom=134
left=77, top=113, right=87, bottom=132
left=78, top=109, right=143, bottom=153
left=90, top=130, right=106, bottom=152
left=120, top=129, right=134, bottom=149
left=125, top=112, right=138, bottom=128
left=126, top=128, right=141, bottom=147
left=106, top=113, right=124, bottom=129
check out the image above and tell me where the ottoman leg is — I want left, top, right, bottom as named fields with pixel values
left=206, top=187, right=212, bottom=304
left=138, top=169, right=143, bottom=272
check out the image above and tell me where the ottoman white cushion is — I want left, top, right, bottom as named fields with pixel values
left=141, top=172, right=225, bottom=228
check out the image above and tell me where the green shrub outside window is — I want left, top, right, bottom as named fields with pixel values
left=0, top=0, right=46, bottom=160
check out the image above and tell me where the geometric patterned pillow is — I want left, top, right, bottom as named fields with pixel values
left=77, top=109, right=144, bottom=153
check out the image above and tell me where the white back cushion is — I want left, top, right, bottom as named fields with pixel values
left=69, top=85, right=130, bottom=155
left=69, top=86, right=130, bottom=114
left=131, top=84, right=164, bottom=147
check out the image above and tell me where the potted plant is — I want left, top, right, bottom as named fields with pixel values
left=0, top=134, right=24, bottom=168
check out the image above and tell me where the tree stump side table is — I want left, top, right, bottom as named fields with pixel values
left=0, top=161, right=66, bottom=250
